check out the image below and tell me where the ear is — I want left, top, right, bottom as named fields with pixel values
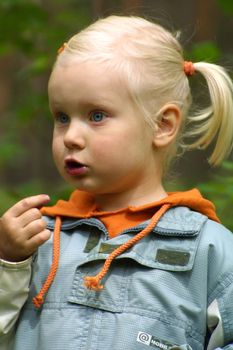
left=153, top=104, right=181, bottom=148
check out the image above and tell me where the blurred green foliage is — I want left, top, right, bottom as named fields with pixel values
left=217, top=0, right=233, bottom=15
left=189, top=41, right=221, bottom=62
left=198, top=162, right=233, bottom=231
left=0, top=0, right=233, bottom=231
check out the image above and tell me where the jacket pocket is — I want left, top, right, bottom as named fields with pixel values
left=68, top=231, right=200, bottom=311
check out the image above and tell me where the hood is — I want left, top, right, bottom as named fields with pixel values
left=41, top=188, right=219, bottom=223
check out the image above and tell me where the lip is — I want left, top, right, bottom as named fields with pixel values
left=64, top=158, right=88, bottom=176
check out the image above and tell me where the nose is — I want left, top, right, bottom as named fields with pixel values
left=63, top=120, right=86, bottom=150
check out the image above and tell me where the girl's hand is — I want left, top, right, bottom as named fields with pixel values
left=0, top=195, right=51, bottom=262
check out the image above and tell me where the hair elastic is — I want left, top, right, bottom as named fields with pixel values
left=183, top=61, right=195, bottom=76
left=57, top=42, right=67, bottom=55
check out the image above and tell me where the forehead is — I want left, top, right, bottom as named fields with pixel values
left=48, top=60, right=132, bottom=107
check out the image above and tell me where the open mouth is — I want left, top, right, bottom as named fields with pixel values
left=65, top=159, right=87, bottom=176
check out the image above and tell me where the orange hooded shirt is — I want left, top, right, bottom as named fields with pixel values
left=41, top=188, right=219, bottom=237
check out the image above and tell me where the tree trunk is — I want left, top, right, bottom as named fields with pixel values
left=195, top=0, right=218, bottom=41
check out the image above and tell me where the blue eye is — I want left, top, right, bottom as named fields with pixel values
left=55, top=113, right=69, bottom=124
left=90, top=111, right=106, bottom=123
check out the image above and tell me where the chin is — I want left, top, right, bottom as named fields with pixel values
left=68, top=180, right=103, bottom=194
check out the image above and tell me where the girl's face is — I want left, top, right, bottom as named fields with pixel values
left=48, top=61, right=165, bottom=209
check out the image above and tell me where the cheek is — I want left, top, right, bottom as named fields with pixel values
left=52, top=136, right=63, bottom=164
left=52, top=138, right=57, bottom=158
left=91, top=135, right=139, bottom=169
left=90, top=135, right=123, bottom=160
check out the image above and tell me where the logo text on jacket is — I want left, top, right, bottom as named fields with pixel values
left=137, top=331, right=176, bottom=349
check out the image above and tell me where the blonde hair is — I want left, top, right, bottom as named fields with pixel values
left=56, top=15, right=233, bottom=166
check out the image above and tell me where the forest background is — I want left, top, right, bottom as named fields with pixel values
left=0, top=0, right=233, bottom=229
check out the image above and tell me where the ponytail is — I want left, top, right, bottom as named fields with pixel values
left=185, top=62, right=233, bottom=166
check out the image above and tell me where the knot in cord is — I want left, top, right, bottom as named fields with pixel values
left=32, top=295, right=44, bottom=309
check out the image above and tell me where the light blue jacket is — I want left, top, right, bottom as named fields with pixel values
left=12, top=206, right=233, bottom=349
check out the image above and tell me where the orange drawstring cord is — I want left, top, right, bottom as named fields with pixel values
left=32, top=204, right=171, bottom=306
left=84, top=204, right=171, bottom=291
left=33, top=216, right=62, bottom=309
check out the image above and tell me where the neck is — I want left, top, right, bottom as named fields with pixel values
left=94, top=183, right=167, bottom=212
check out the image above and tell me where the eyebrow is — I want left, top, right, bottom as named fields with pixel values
left=50, top=96, right=115, bottom=111
left=78, top=100, right=115, bottom=111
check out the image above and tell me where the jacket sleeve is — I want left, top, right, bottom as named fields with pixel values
left=204, top=221, right=233, bottom=350
left=206, top=292, right=233, bottom=350
left=0, top=257, right=32, bottom=349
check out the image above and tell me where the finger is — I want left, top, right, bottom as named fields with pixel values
left=6, top=194, right=50, bottom=218
left=24, top=218, right=48, bottom=239
left=26, top=229, right=51, bottom=253
left=19, top=208, right=42, bottom=227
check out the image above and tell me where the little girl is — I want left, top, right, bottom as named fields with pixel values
left=1, top=15, right=233, bottom=350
